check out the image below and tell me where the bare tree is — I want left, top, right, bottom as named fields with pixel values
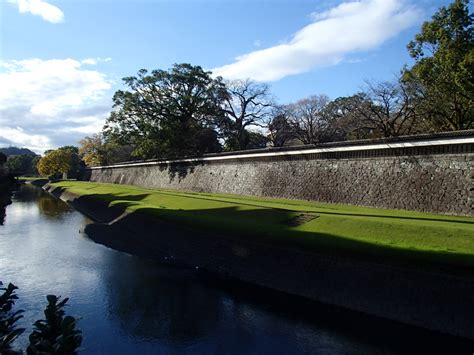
left=222, top=79, right=273, bottom=150
left=357, top=79, right=419, bottom=137
left=287, top=94, right=330, bottom=144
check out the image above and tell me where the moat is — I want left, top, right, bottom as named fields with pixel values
left=0, top=184, right=471, bottom=354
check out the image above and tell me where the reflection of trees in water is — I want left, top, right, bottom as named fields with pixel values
left=0, top=204, right=6, bottom=225
left=0, top=192, right=12, bottom=225
left=37, top=194, right=71, bottom=218
left=13, top=184, right=43, bottom=202
left=14, top=185, right=71, bottom=218
left=102, top=253, right=219, bottom=346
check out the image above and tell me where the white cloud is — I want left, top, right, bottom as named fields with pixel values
left=213, top=0, right=420, bottom=81
left=0, top=127, right=51, bottom=153
left=0, top=58, right=112, bottom=153
left=81, top=58, right=97, bottom=65
left=8, top=0, right=64, bottom=23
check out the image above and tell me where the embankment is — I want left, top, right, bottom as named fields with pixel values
left=84, top=131, right=474, bottom=216
left=44, top=183, right=474, bottom=340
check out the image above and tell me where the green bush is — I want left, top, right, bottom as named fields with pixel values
left=0, top=281, right=82, bottom=355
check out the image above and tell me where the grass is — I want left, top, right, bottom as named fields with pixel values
left=50, top=181, right=474, bottom=273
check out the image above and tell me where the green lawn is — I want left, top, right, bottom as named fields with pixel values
left=50, top=181, right=474, bottom=273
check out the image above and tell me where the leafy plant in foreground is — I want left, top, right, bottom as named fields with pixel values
left=0, top=280, right=82, bottom=354
left=27, top=295, right=82, bottom=355
left=0, top=282, right=25, bottom=354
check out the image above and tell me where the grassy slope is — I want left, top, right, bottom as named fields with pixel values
left=51, top=181, right=474, bottom=272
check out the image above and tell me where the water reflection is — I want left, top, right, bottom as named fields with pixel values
left=14, top=184, right=71, bottom=218
left=101, top=255, right=219, bottom=346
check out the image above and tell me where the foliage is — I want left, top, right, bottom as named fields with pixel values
left=221, top=79, right=273, bottom=150
left=0, top=153, right=6, bottom=165
left=27, top=295, right=82, bottom=355
left=79, top=134, right=134, bottom=167
left=267, top=110, right=298, bottom=147
left=37, top=150, right=73, bottom=177
left=79, top=134, right=107, bottom=167
left=104, top=63, right=227, bottom=159
left=5, top=155, right=37, bottom=175
left=403, top=0, right=473, bottom=130
left=0, top=282, right=24, bottom=355
left=319, top=94, right=374, bottom=140
left=0, top=281, right=81, bottom=355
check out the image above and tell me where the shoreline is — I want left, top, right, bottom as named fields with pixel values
left=42, top=182, right=474, bottom=340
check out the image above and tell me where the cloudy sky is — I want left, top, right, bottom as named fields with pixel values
left=1, top=0, right=451, bottom=154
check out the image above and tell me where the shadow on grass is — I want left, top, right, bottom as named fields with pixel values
left=152, top=190, right=474, bottom=225
left=75, top=192, right=474, bottom=274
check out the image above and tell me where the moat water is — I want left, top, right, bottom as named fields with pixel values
left=0, top=184, right=471, bottom=354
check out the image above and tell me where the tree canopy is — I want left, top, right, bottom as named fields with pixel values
left=403, top=0, right=473, bottom=130
left=37, top=149, right=74, bottom=177
left=104, top=63, right=227, bottom=159
left=79, top=134, right=133, bottom=167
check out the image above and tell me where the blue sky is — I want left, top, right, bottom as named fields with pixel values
left=0, top=0, right=454, bottom=153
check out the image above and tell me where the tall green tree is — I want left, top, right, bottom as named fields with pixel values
left=403, top=0, right=473, bottom=130
left=104, top=64, right=227, bottom=159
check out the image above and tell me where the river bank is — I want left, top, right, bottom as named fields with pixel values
left=41, top=181, right=474, bottom=340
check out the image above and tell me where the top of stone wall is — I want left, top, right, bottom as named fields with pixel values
left=90, top=129, right=474, bottom=169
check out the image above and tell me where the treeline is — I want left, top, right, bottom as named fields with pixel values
left=0, top=148, right=39, bottom=176
left=66, top=1, right=474, bottom=167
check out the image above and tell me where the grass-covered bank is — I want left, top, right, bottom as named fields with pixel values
left=50, top=181, right=474, bottom=272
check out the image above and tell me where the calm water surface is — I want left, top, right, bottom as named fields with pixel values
left=0, top=184, right=471, bottom=354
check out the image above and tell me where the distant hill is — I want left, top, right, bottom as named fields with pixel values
left=0, top=147, right=37, bottom=156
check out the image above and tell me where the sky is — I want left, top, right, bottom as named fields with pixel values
left=0, top=0, right=455, bottom=154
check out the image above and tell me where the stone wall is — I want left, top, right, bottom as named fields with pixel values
left=86, top=133, right=474, bottom=216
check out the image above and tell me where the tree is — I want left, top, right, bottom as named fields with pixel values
left=357, top=79, right=420, bottom=137
left=403, top=0, right=473, bottom=130
left=79, top=134, right=134, bottom=167
left=103, top=64, right=227, bottom=159
left=30, top=155, right=41, bottom=175
left=267, top=108, right=298, bottom=147
left=37, top=150, right=73, bottom=177
left=57, top=146, right=81, bottom=177
left=79, top=134, right=107, bottom=167
left=5, top=155, right=37, bottom=175
left=321, top=94, right=373, bottom=140
left=221, top=79, right=273, bottom=150
left=0, top=152, right=6, bottom=166
left=287, top=95, right=331, bottom=144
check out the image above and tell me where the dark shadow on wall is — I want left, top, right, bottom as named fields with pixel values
left=158, top=160, right=206, bottom=183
